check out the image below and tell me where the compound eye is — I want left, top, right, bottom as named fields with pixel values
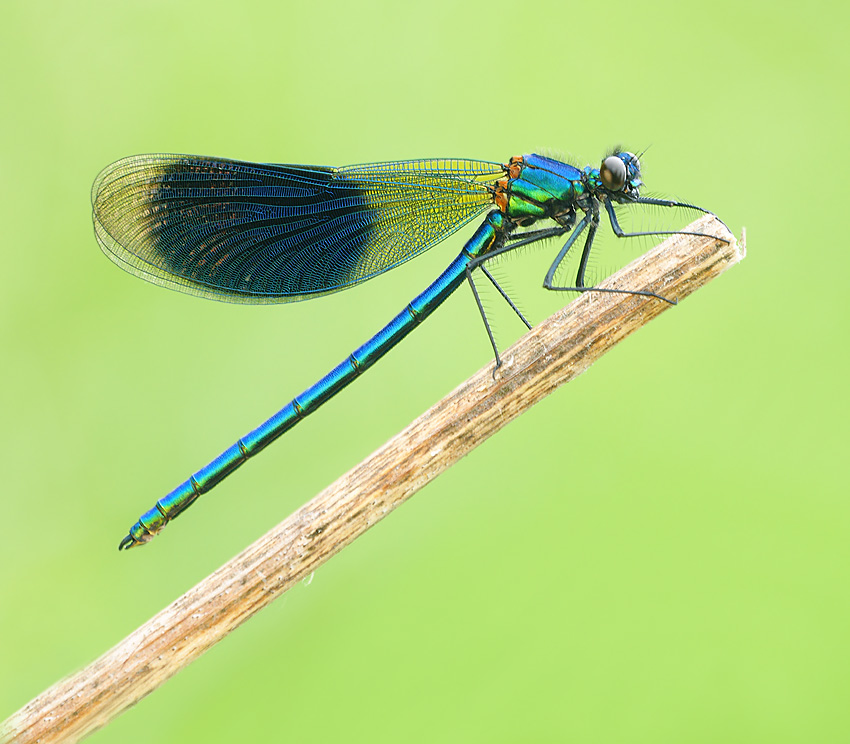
left=600, top=156, right=626, bottom=191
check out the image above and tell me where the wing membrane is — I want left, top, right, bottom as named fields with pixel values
left=92, top=154, right=501, bottom=304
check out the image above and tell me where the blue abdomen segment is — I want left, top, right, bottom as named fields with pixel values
left=121, top=211, right=506, bottom=547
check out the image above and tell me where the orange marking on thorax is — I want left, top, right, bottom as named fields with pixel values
left=494, top=177, right=509, bottom=212
left=493, top=156, right=525, bottom=212
left=507, top=156, right=523, bottom=181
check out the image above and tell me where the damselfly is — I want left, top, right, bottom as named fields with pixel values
left=92, top=150, right=722, bottom=549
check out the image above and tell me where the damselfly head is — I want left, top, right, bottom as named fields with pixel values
left=601, top=152, right=642, bottom=201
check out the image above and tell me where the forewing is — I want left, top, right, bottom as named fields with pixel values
left=92, top=154, right=500, bottom=304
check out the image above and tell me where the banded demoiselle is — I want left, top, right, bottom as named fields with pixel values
left=92, top=151, right=722, bottom=549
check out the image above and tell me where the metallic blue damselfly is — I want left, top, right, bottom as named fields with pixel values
left=92, top=150, right=722, bottom=549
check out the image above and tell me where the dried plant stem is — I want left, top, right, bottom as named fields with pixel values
left=2, top=215, right=742, bottom=744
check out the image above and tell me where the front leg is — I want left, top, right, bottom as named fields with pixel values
left=546, top=205, right=675, bottom=304
left=605, top=198, right=727, bottom=242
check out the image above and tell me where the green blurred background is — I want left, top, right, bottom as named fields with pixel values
left=2, top=0, right=848, bottom=741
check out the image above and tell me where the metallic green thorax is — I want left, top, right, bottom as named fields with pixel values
left=502, top=154, right=585, bottom=224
